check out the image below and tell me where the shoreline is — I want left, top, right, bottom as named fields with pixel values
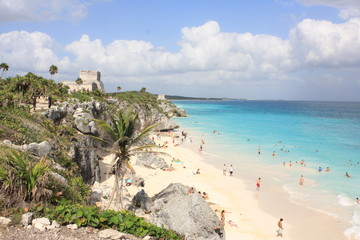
left=174, top=127, right=351, bottom=240
left=153, top=130, right=350, bottom=239
left=97, top=128, right=349, bottom=239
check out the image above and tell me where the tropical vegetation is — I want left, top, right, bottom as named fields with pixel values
left=93, top=109, right=157, bottom=210
left=49, top=65, right=58, bottom=79
left=42, top=204, right=183, bottom=239
left=0, top=62, right=9, bottom=79
left=0, top=70, right=183, bottom=239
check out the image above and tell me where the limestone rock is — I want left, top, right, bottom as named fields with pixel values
left=67, top=224, right=78, bottom=230
left=44, top=106, right=67, bottom=124
left=132, top=176, right=145, bottom=188
left=0, top=217, right=11, bottom=227
left=3, top=139, right=12, bottom=145
left=136, top=153, right=168, bottom=169
left=21, top=212, right=34, bottom=226
left=51, top=220, right=60, bottom=228
left=128, top=189, right=153, bottom=214
left=151, top=183, right=223, bottom=240
left=49, top=172, right=68, bottom=186
left=90, top=191, right=102, bottom=205
left=32, top=217, right=51, bottom=231
left=71, top=135, right=100, bottom=184
left=73, top=108, right=96, bottom=134
left=98, top=229, right=126, bottom=239
left=27, top=141, right=51, bottom=157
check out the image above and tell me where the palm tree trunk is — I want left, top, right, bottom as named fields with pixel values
left=106, top=173, right=119, bottom=209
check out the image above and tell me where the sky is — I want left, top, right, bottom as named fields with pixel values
left=1, top=0, right=360, bottom=101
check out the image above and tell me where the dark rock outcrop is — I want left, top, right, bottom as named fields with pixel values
left=44, top=106, right=67, bottom=124
left=128, top=189, right=153, bottom=213
left=70, top=135, right=100, bottom=185
left=150, top=183, right=223, bottom=240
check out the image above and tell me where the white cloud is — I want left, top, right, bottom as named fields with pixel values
left=1, top=19, right=360, bottom=100
left=0, top=31, right=61, bottom=71
left=289, top=18, right=360, bottom=67
left=0, top=0, right=96, bottom=22
left=61, top=21, right=293, bottom=87
left=296, top=0, right=360, bottom=18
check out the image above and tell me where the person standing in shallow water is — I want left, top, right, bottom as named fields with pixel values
left=299, top=175, right=304, bottom=185
left=256, top=177, right=261, bottom=191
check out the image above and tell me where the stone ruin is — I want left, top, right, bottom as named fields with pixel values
left=61, top=70, right=105, bottom=93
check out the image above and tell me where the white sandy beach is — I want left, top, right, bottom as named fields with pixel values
left=96, top=131, right=349, bottom=240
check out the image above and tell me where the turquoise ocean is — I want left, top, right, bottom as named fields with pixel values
left=173, top=100, right=360, bottom=239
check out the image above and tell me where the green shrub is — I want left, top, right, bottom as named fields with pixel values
left=0, top=148, right=52, bottom=206
left=44, top=204, right=183, bottom=239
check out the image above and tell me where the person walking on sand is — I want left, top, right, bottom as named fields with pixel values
left=223, top=164, right=227, bottom=176
left=276, top=218, right=284, bottom=237
left=256, top=177, right=261, bottom=191
left=229, top=165, right=234, bottom=176
left=299, top=175, right=304, bottom=185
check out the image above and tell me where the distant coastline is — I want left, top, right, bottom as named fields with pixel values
left=165, top=95, right=245, bottom=101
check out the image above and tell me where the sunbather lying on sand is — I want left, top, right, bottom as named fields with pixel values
left=162, top=164, right=175, bottom=171
left=227, top=220, right=238, bottom=227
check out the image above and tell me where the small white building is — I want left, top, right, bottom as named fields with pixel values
left=62, top=70, right=105, bottom=92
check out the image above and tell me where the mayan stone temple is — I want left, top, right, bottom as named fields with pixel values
left=62, top=70, right=105, bottom=92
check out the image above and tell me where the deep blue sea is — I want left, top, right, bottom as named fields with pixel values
left=173, top=100, right=360, bottom=238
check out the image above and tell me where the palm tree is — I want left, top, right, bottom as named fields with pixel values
left=49, top=65, right=58, bottom=79
left=0, top=62, right=9, bottom=79
left=117, top=86, right=121, bottom=92
left=75, top=77, right=83, bottom=91
left=93, top=109, right=157, bottom=210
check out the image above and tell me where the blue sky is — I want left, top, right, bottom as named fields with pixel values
left=1, top=0, right=360, bottom=101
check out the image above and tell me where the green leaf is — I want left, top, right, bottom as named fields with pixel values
left=110, top=216, right=119, bottom=225
left=75, top=218, right=82, bottom=226
left=36, top=205, right=43, bottom=212
left=64, top=213, right=71, bottom=222
left=91, top=217, right=100, bottom=224
left=125, top=220, right=133, bottom=228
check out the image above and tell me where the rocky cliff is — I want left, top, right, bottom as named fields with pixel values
left=42, top=97, right=185, bottom=185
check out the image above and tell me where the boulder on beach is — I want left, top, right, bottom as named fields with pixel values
left=128, top=189, right=153, bottom=214
left=150, top=183, right=224, bottom=240
left=135, top=152, right=168, bottom=169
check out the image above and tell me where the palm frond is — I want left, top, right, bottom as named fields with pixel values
left=132, top=123, right=158, bottom=145
left=130, top=144, right=157, bottom=152
left=93, top=119, right=117, bottom=141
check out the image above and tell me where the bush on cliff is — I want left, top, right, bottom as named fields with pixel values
left=0, top=148, right=52, bottom=208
